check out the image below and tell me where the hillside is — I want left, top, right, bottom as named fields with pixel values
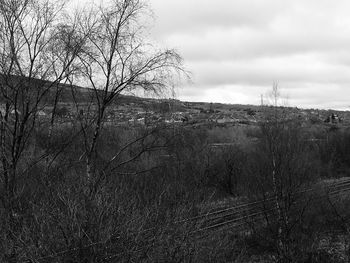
left=1, top=75, right=348, bottom=127
left=48, top=83, right=350, bottom=127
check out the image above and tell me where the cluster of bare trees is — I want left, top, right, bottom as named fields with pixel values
left=0, top=0, right=186, bottom=261
left=0, top=0, right=182, bottom=204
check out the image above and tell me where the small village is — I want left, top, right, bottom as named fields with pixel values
left=1, top=96, right=346, bottom=128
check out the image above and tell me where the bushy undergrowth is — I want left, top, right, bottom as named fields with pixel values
left=1, top=122, right=350, bottom=262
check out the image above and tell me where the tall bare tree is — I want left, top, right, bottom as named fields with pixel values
left=250, top=84, right=317, bottom=261
left=0, top=0, right=84, bottom=207
left=72, top=0, right=184, bottom=183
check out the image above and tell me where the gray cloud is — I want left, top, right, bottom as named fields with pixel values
left=149, top=0, right=350, bottom=110
left=150, top=0, right=286, bottom=35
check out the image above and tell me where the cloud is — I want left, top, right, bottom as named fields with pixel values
left=149, top=0, right=350, bottom=110
left=150, top=0, right=286, bottom=35
left=179, top=82, right=350, bottom=110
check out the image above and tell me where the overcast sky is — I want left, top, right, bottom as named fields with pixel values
left=148, top=0, right=350, bottom=110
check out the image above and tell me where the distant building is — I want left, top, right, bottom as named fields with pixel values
left=10, top=109, right=21, bottom=115
left=37, top=110, right=46, bottom=116
left=216, top=117, right=234, bottom=124
left=0, top=105, right=5, bottom=116
left=325, top=113, right=342, bottom=124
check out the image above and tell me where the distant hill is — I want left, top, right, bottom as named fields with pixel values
left=1, top=75, right=349, bottom=126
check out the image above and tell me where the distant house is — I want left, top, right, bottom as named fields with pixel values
left=137, top=118, right=145, bottom=125
left=0, top=105, right=22, bottom=116
left=10, top=109, right=21, bottom=115
left=165, top=118, right=182, bottom=124
left=37, top=110, right=46, bottom=116
left=325, top=113, right=342, bottom=124
left=128, top=118, right=145, bottom=125
left=0, top=106, right=5, bottom=116
left=216, top=117, right=234, bottom=124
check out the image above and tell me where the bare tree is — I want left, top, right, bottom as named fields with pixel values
left=72, top=0, right=184, bottom=185
left=0, top=1, right=93, bottom=261
left=250, top=84, right=317, bottom=261
left=0, top=0, right=84, bottom=208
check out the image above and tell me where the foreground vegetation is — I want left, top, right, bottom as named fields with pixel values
left=2, top=112, right=350, bottom=262
left=1, top=0, right=350, bottom=262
